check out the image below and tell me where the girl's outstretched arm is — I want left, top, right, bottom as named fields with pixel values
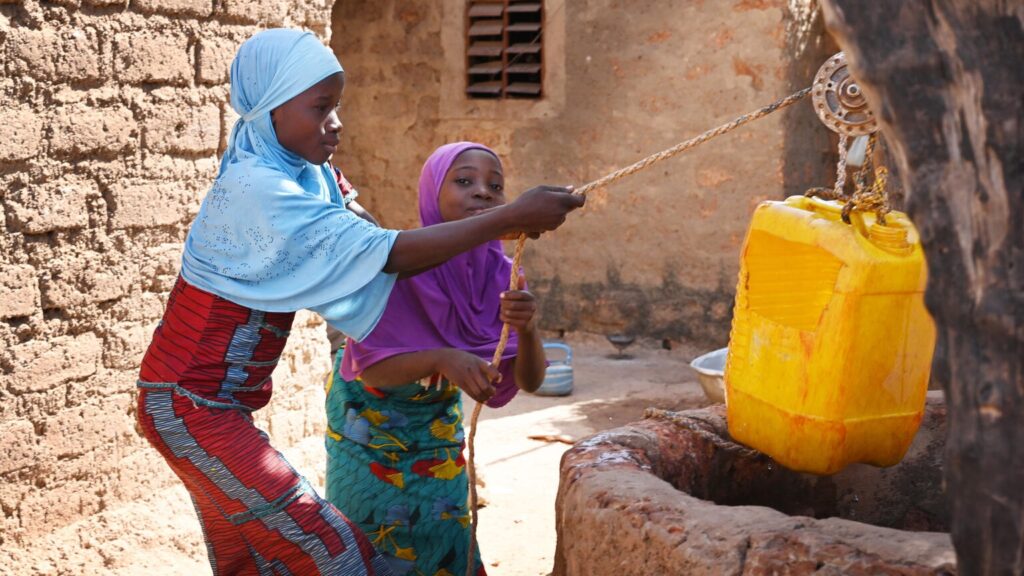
left=383, top=185, right=582, bottom=274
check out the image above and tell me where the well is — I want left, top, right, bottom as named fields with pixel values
left=554, top=392, right=955, bottom=575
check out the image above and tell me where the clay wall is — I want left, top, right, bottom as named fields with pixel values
left=0, top=1, right=336, bottom=572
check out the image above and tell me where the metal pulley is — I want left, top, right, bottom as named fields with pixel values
left=812, top=52, right=878, bottom=137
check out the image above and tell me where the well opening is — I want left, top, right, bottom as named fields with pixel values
left=555, top=393, right=955, bottom=575
left=645, top=395, right=949, bottom=533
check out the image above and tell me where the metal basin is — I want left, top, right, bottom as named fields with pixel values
left=690, top=347, right=727, bottom=404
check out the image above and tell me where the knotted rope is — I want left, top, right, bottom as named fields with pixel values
left=464, top=85, right=813, bottom=574
left=804, top=132, right=892, bottom=224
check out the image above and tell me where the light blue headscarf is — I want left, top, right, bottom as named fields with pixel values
left=181, top=29, right=398, bottom=341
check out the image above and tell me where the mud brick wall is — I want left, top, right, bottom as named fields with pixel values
left=0, top=1, right=337, bottom=573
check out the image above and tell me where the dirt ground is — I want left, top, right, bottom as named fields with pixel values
left=472, top=333, right=714, bottom=575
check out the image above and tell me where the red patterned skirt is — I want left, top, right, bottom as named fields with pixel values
left=137, top=276, right=391, bottom=575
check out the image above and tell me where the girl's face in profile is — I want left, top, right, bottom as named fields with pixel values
left=271, top=72, right=344, bottom=165
left=438, top=149, right=505, bottom=223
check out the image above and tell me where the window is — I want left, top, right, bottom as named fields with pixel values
left=466, top=0, right=543, bottom=99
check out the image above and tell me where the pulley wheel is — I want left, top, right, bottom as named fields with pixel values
left=812, top=52, right=878, bottom=136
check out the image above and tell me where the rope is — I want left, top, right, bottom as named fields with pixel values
left=465, top=234, right=526, bottom=574
left=462, top=86, right=812, bottom=576
left=853, top=133, right=877, bottom=193
left=846, top=133, right=891, bottom=224
left=803, top=133, right=850, bottom=201
left=834, top=134, right=850, bottom=198
left=805, top=132, right=892, bottom=225
left=844, top=166, right=890, bottom=224
left=465, top=400, right=484, bottom=576
left=574, top=87, right=813, bottom=197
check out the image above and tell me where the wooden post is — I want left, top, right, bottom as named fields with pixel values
left=820, top=2, right=1023, bottom=573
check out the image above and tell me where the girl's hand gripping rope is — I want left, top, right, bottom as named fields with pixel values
left=499, top=275, right=537, bottom=334
left=503, top=185, right=583, bottom=238
left=434, top=349, right=499, bottom=404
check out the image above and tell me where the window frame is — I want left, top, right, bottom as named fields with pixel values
left=464, top=0, right=545, bottom=100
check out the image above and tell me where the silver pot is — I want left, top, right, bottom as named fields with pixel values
left=690, top=347, right=727, bottom=404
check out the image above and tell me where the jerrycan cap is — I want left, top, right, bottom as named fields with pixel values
left=868, top=220, right=912, bottom=255
left=785, top=195, right=914, bottom=255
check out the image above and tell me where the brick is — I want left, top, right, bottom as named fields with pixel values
left=293, top=4, right=330, bottom=36
left=1, top=385, right=61, bottom=424
left=197, top=36, right=238, bottom=85
left=0, top=103, right=44, bottom=162
left=195, top=155, right=219, bottom=180
left=50, top=102, right=136, bottom=157
left=40, top=251, right=134, bottom=308
left=219, top=0, right=287, bottom=25
left=0, top=420, right=39, bottom=475
left=1, top=333, right=101, bottom=394
left=132, top=0, right=212, bottom=17
left=31, top=454, right=105, bottom=495
left=44, top=395, right=133, bottom=459
left=113, top=31, right=192, bottom=85
left=102, top=321, right=151, bottom=370
left=112, top=449, right=182, bottom=502
left=63, top=368, right=133, bottom=407
left=144, top=102, right=220, bottom=155
left=138, top=242, right=184, bottom=290
left=5, top=27, right=104, bottom=83
left=220, top=101, right=240, bottom=154
left=266, top=410, right=310, bottom=447
left=105, top=291, right=167, bottom=323
left=0, top=481, right=29, bottom=544
left=142, top=153, right=204, bottom=183
left=18, top=479, right=104, bottom=537
left=4, top=177, right=94, bottom=234
left=0, top=265, right=40, bottom=319
left=108, top=180, right=190, bottom=229
left=0, top=205, right=14, bottom=251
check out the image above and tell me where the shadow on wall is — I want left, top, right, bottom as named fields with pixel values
left=534, top=265, right=736, bottom=346
left=781, top=0, right=841, bottom=197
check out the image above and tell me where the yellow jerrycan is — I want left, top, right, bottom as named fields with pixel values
left=725, top=195, right=936, bottom=475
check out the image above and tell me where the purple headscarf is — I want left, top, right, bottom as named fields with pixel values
left=341, top=142, right=521, bottom=408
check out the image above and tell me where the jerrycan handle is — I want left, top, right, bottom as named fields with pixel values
left=785, top=195, right=844, bottom=220
left=785, top=195, right=914, bottom=254
left=542, top=341, right=573, bottom=365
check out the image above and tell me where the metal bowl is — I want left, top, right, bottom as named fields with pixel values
left=690, top=347, right=728, bottom=404
left=534, top=341, right=574, bottom=396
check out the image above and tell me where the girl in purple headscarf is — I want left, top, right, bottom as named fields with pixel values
left=324, top=142, right=547, bottom=575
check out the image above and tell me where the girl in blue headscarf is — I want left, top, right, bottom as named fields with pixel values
left=135, top=29, right=582, bottom=575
